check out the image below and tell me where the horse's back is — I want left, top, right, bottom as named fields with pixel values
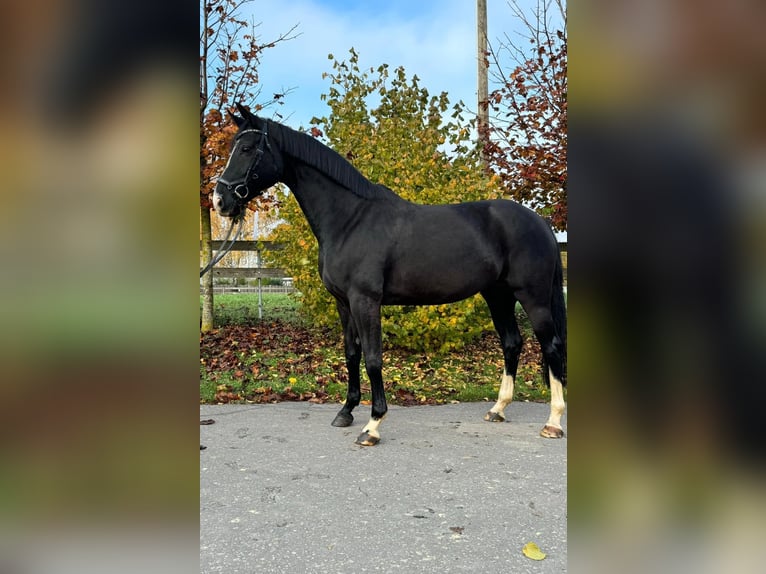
left=374, top=198, right=558, bottom=304
left=484, top=199, right=557, bottom=245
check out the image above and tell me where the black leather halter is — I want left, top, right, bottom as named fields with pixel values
left=216, top=124, right=271, bottom=203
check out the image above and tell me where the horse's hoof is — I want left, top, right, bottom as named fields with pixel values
left=484, top=411, right=505, bottom=423
left=331, top=412, right=354, bottom=427
left=355, top=431, right=380, bottom=446
left=540, top=425, right=564, bottom=438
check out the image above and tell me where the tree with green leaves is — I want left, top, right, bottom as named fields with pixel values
left=270, top=49, right=504, bottom=352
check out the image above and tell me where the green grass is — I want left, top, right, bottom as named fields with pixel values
left=201, top=292, right=301, bottom=325
left=200, top=344, right=351, bottom=404
left=200, top=293, right=561, bottom=406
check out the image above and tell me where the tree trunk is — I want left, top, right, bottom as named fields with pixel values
left=476, top=0, right=489, bottom=167
left=200, top=203, right=214, bottom=332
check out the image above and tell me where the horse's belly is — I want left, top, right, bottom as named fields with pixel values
left=382, top=266, right=493, bottom=305
left=381, top=290, right=474, bottom=306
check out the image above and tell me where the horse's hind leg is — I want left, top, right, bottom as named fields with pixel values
left=481, top=289, right=523, bottom=423
left=541, top=366, right=566, bottom=438
left=331, top=299, right=361, bottom=428
left=517, top=293, right=566, bottom=438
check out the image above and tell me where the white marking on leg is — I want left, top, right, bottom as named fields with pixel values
left=489, top=373, right=515, bottom=415
left=545, top=369, right=566, bottom=430
left=361, top=415, right=385, bottom=440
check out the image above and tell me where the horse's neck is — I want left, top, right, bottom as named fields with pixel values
left=283, top=160, right=367, bottom=245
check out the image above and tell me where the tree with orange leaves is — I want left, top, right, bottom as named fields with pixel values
left=484, top=0, right=567, bottom=231
left=200, top=0, right=296, bottom=331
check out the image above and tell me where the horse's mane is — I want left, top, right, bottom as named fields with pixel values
left=267, top=119, right=397, bottom=201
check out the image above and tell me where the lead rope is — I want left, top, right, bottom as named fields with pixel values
left=199, top=216, right=245, bottom=278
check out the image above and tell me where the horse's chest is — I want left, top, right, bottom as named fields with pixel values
left=320, top=252, right=383, bottom=295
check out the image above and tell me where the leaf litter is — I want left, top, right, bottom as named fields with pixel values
left=200, top=320, right=545, bottom=406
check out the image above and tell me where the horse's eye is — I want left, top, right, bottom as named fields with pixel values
left=241, top=145, right=252, bottom=153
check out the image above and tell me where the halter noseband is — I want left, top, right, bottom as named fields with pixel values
left=217, top=124, right=272, bottom=203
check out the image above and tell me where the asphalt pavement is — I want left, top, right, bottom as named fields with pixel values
left=200, top=401, right=567, bottom=573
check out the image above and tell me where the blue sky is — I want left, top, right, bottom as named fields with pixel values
left=244, top=0, right=547, bottom=130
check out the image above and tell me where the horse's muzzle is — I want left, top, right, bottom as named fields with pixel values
left=212, top=187, right=241, bottom=218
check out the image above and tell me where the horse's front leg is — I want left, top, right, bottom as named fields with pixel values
left=331, top=299, right=361, bottom=428
left=350, top=296, right=387, bottom=446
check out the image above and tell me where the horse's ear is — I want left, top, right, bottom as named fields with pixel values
left=229, top=111, right=245, bottom=127
left=235, top=102, right=253, bottom=120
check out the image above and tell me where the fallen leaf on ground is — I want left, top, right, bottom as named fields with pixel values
left=522, top=542, right=546, bottom=560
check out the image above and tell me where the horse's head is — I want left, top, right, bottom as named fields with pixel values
left=213, top=103, right=284, bottom=218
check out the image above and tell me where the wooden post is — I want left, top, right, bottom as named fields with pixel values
left=477, top=0, right=489, bottom=166
left=256, top=249, right=263, bottom=320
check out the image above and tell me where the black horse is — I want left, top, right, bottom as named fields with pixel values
left=214, top=103, right=566, bottom=446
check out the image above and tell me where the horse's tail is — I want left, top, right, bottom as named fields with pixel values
left=550, top=248, right=567, bottom=386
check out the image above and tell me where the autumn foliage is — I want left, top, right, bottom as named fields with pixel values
left=200, top=110, right=237, bottom=210
left=269, top=50, right=503, bottom=352
left=484, top=3, right=567, bottom=231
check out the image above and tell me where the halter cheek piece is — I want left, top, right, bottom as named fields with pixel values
left=217, top=124, right=272, bottom=203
